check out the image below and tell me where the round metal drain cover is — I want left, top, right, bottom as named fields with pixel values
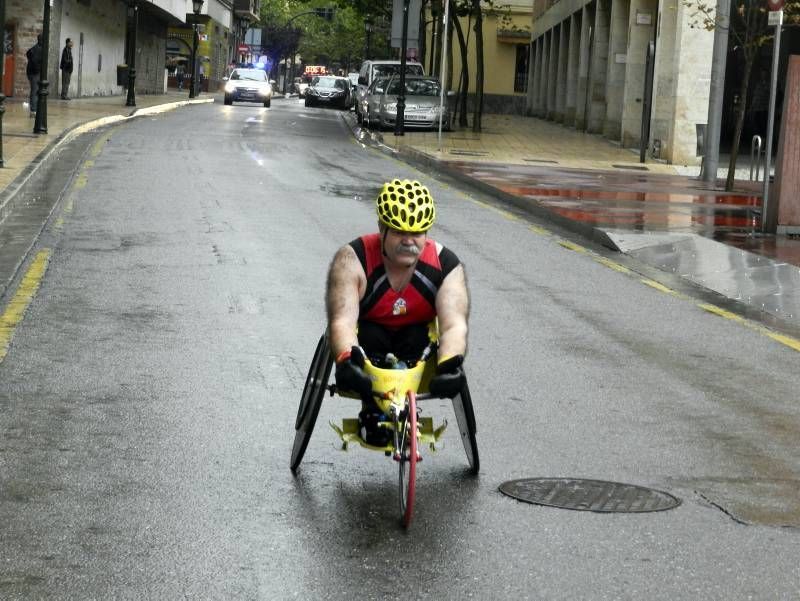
left=499, top=478, right=681, bottom=513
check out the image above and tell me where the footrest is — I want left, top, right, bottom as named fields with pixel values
left=418, top=417, right=447, bottom=451
left=329, top=419, right=394, bottom=452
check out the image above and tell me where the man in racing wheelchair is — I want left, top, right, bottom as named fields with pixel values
left=326, top=179, right=469, bottom=446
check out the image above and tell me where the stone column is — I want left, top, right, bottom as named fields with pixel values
left=775, top=56, right=800, bottom=234
left=650, top=0, right=713, bottom=164
left=526, top=42, right=536, bottom=115
left=565, top=11, right=582, bottom=127
left=621, top=0, right=657, bottom=148
left=603, top=0, right=630, bottom=140
left=554, top=20, right=569, bottom=123
left=532, top=37, right=544, bottom=116
left=546, top=27, right=558, bottom=120
left=575, top=2, right=595, bottom=131
left=538, top=32, right=550, bottom=118
left=587, top=0, right=610, bottom=134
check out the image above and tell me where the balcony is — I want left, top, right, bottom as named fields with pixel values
left=234, top=0, right=259, bottom=22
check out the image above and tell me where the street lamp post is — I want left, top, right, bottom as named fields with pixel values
left=33, top=0, right=51, bottom=134
left=189, top=0, right=204, bottom=99
left=394, top=0, right=410, bottom=137
left=0, top=0, right=6, bottom=166
left=125, top=0, right=138, bottom=107
left=364, top=18, right=373, bottom=59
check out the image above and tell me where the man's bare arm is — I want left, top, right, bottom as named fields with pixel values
left=325, top=245, right=365, bottom=358
left=435, top=264, right=469, bottom=360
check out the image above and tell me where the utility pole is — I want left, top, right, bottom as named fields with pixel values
left=33, top=0, right=51, bottom=134
left=701, top=0, right=730, bottom=184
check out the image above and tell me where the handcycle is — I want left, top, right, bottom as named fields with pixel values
left=290, top=330, right=479, bottom=527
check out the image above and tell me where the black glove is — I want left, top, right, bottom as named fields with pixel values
left=429, top=355, right=466, bottom=399
left=335, top=346, right=373, bottom=403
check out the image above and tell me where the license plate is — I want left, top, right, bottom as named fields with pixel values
left=405, top=113, right=429, bottom=121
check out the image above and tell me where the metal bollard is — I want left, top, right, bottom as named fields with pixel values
left=750, top=135, right=763, bottom=182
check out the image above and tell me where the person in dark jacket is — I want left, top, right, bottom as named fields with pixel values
left=60, top=38, right=74, bottom=100
left=25, top=34, right=43, bottom=115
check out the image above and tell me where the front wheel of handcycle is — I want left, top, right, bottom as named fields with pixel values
left=398, top=391, right=418, bottom=528
left=452, top=379, right=479, bottom=475
left=290, top=333, right=333, bottom=472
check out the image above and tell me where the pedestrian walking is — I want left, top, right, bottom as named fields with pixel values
left=60, top=38, right=74, bottom=100
left=25, top=34, right=43, bottom=116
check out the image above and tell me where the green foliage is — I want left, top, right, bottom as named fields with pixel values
left=259, top=0, right=369, bottom=68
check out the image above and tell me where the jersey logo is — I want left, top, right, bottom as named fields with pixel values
left=392, top=298, right=408, bottom=316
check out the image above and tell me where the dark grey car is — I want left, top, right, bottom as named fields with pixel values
left=304, top=75, right=351, bottom=109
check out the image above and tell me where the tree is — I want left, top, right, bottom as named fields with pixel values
left=684, top=1, right=800, bottom=191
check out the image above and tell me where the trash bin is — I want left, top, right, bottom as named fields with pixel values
left=117, top=65, right=129, bottom=87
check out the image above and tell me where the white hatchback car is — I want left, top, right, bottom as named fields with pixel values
left=223, top=68, right=273, bottom=107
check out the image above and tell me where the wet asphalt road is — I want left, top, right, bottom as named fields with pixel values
left=1, top=96, right=799, bottom=599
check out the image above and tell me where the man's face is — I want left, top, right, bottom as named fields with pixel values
left=383, top=227, right=427, bottom=267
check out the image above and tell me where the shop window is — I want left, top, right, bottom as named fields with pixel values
left=514, top=44, right=529, bottom=93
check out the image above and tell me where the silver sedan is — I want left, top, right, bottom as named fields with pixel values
left=370, top=76, right=452, bottom=131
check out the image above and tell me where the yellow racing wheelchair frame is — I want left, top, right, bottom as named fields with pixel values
left=290, top=327, right=479, bottom=527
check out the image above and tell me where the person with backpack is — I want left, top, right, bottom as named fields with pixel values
left=26, top=34, right=43, bottom=116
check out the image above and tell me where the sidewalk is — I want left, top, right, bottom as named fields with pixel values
left=354, top=113, right=800, bottom=331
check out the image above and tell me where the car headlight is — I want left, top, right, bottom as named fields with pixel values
left=385, top=103, right=397, bottom=112
left=307, top=88, right=318, bottom=95
left=225, top=82, right=235, bottom=93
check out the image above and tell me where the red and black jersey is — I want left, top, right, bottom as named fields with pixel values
left=349, top=233, right=460, bottom=329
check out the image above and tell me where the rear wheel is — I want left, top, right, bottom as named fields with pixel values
left=398, top=391, right=418, bottom=528
left=290, top=334, right=333, bottom=472
left=224, top=94, right=233, bottom=105
left=452, top=379, right=479, bottom=475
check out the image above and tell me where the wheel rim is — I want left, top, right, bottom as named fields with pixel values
left=399, top=391, right=418, bottom=527
left=295, top=335, right=329, bottom=429
left=452, top=384, right=479, bottom=475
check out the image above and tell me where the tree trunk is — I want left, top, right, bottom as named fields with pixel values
left=471, top=0, right=484, bottom=132
left=451, top=9, right=470, bottom=127
left=725, top=51, right=754, bottom=191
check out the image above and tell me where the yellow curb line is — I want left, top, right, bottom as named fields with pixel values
left=0, top=249, right=51, bottom=363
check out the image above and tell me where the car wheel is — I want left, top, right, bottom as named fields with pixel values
left=224, top=94, right=233, bottom=106
left=264, top=97, right=271, bottom=108
left=305, top=97, right=312, bottom=107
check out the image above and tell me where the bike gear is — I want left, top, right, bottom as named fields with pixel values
left=335, top=346, right=373, bottom=403
left=376, top=179, right=436, bottom=233
left=429, top=354, right=465, bottom=399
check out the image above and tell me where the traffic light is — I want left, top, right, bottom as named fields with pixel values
left=314, top=7, right=335, bottom=21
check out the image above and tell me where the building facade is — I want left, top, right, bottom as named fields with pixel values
left=3, top=0, right=259, bottom=101
left=528, top=0, right=714, bottom=165
left=425, top=0, right=533, bottom=115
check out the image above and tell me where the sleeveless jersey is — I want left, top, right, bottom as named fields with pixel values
left=349, top=233, right=460, bottom=329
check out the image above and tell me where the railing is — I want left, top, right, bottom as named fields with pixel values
left=750, top=135, right=763, bottom=182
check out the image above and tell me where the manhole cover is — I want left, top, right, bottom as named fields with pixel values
left=499, top=478, right=681, bottom=513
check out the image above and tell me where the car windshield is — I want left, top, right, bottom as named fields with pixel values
left=374, top=64, right=424, bottom=79
left=314, top=77, right=345, bottom=89
left=386, top=79, right=441, bottom=96
left=231, top=69, right=267, bottom=81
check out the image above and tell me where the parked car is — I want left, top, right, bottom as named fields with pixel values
left=223, top=68, right=273, bottom=107
left=293, top=77, right=309, bottom=97
left=304, top=75, right=351, bottom=109
left=355, top=60, right=425, bottom=123
left=369, top=75, right=452, bottom=131
left=360, top=76, right=391, bottom=128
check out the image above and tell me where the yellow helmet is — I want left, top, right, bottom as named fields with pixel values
left=376, top=179, right=436, bottom=233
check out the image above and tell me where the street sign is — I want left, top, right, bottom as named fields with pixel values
left=768, top=10, right=783, bottom=25
left=767, top=0, right=785, bottom=9
left=238, top=44, right=248, bottom=52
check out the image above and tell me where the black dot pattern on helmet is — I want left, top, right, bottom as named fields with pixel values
left=376, top=179, right=436, bottom=232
